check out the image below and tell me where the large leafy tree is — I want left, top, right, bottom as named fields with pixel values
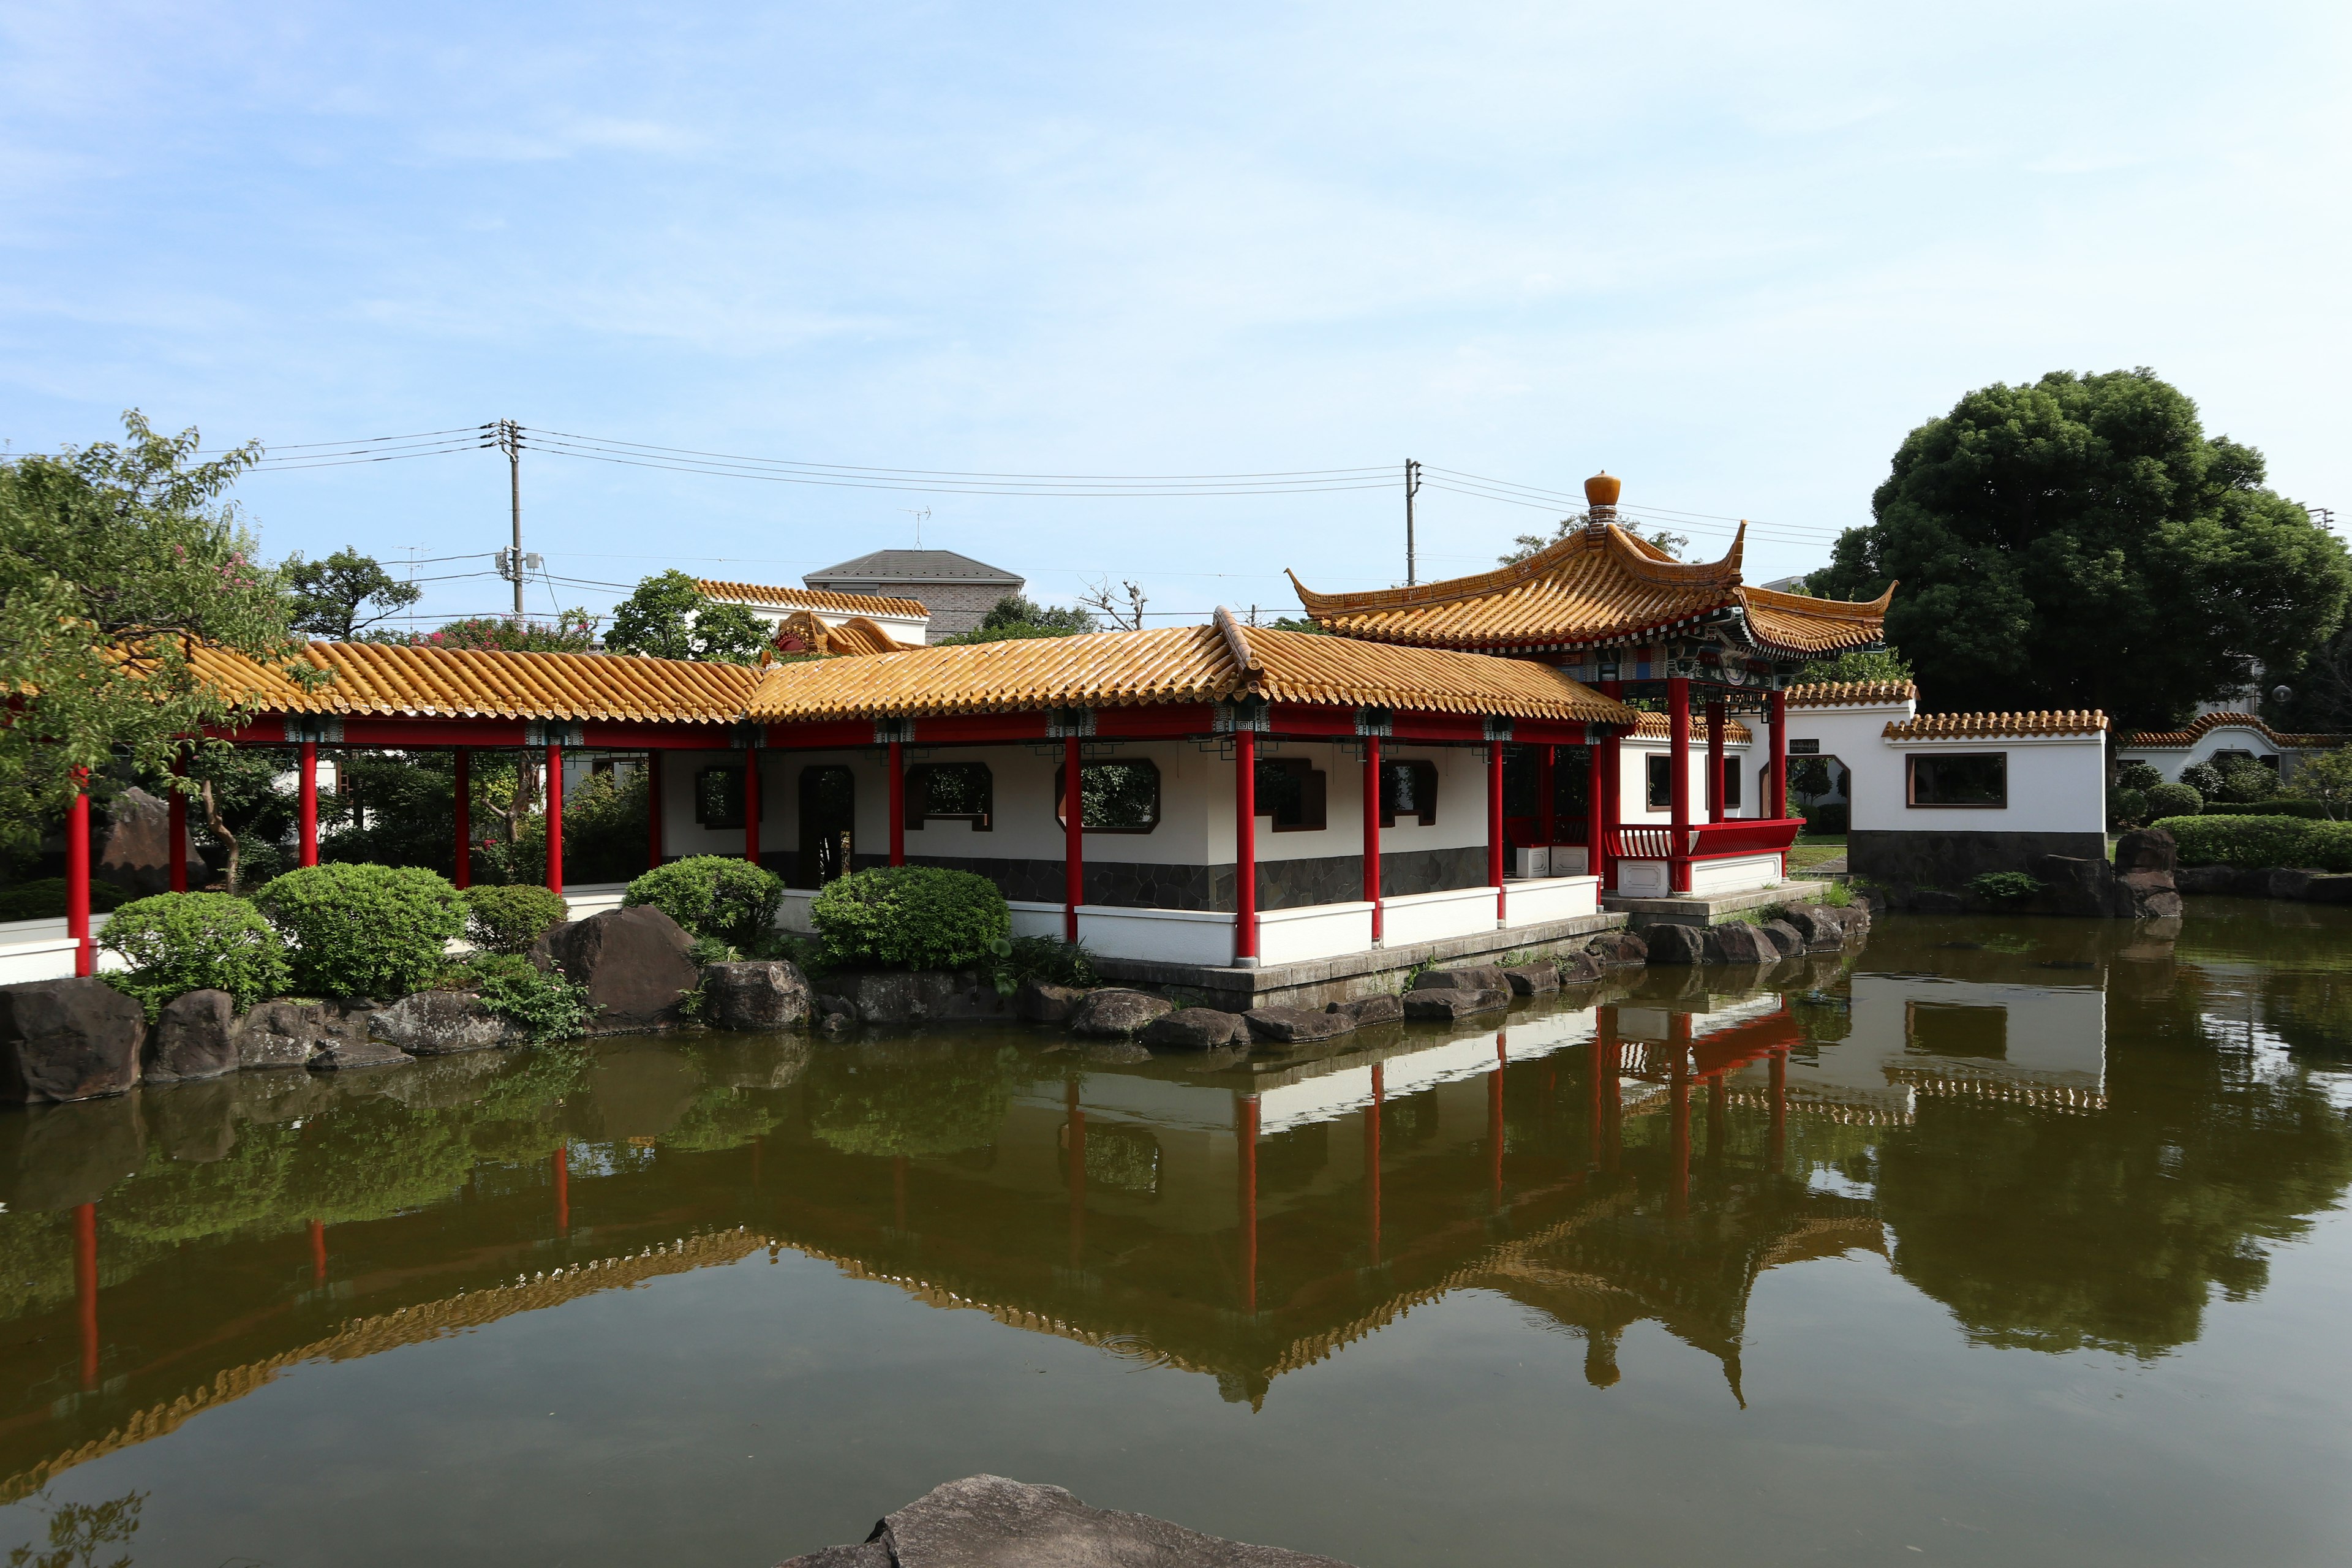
left=0, top=413, right=312, bottom=857
left=1813, top=369, right=2351, bottom=726
left=605, top=570, right=771, bottom=662
left=285, top=548, right=423, bottom=641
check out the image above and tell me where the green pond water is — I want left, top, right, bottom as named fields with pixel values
left=2, top=902, right=2350, bottom=1567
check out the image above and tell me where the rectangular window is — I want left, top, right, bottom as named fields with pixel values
left=1907, top=752, right=2008, bottom=808
left=1256, top=757, right=1328, bottom=832
left=903, top=762, right=992, bottom=831
left=1054, top=760, right=1161, bottom=832
left=694, top=766, right=745, bottom=829
left=1379, top=759, right=1438, bottom=826
left=1646, top=754, right=1671, bottom=811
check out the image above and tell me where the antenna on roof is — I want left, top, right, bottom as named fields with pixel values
left=901, top=507, right=931, bottom=549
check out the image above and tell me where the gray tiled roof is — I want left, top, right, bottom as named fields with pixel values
left=805, top=549, right=1022, bottom=586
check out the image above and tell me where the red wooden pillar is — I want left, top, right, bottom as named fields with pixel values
left=298, top=742, right=320, bottom=867
left=1667, top=676, right=1692, bottom=892
left=1487, top=739, right=1506, bottom=922
left=451, top=748, right=472, bottom=890
left=744, top=750, right=761, bottom=867
left=553, top=1145, right=570, bottom=1234
left=168, top=751, right=189, bottom=892
left=1768, top=1049, right=1788, bottom=1175
left=1065, top=1079, right=1087, bottom=1269
left=1362, top=734, right=1383, bottom=943
left=1489, top=1033, right=1507, bottom=1211
left=1233, top=729, right=1257, bottom=964
left=1769, top=687, right=1789, bottom=823
left=544, top=744, right=565, bottom=895
left=645, top=751, right=664, bottom=870
left=1063, top=736, right=1084, bottom=944
left=1235, top=1093, right=1259, bottom=1314
left=1365, top=1062, right=1384, bottom=1266
left=1705, top=698, right=1727, bottom=823
left=74, top=1201, right=98, bottom=1390
left=307, top=1218, right=327, bottom=1282
left=66, top=775, right=93, bottom=978
left=886, top=742, right=907, bottom=866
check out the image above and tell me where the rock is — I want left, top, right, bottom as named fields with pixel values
left=532, top=905, right=699, bottom=1032
left=816, top=993, right=856, bottom=1021
left=2303, top=873, right=2352, bottom=905
left=96, top=785, right=197, bottom=897
left=1332, top=992, right=1405, bottom=1026
left=2113, top=826, right=2179, bottom=875
left=2036, top=856, right=2116, bottom=916
left=2175, top=864, right=2240, bottom=895
left=835, top=970, right=1008, bottom=1028
left=1402, top=987, right=1509, bottom=1021
left=1702, top=922, right=1776, bottom=965
left=1411, top=965, right=1509, bottom=993
left=1775, top=904, right=1849, bottom=949
left=2266, top=868, right=2324, bottom=901
left=235, top=999, right=327, bottom=1069
left=1640, top=923, right=1706, bottom=965
left=1066, top=989, right=1173, bottom=1038
left=2116, top=870, right=2184, bottom=921
left=1016, top=978, right=1087, bottom=1025
left=0, top=978, right=146, bottom=1102
left=1757, top=920, right=1807, bottom=959
left=308, top=1030, right=412, bottom=1071
left=369, top=990, right=521, bottom=1055
left=145, top=989, right=238, bottom=1082
left=777, top=1474, right=1355, bottom=1568
left=0, top=1096, right=145, bottom=1211
left=817, top=1011, right=856, bottom=1038
left=1556, top=950, right=1605, bottom=985
left=1584, top=930, right=1648, bottom=967
left=701, top=960, right=813, bottom=1031
left=1504, top=963, right=1560, bottom=997
left=1244, top=1006, right=1352, bottom=1044
left=1142, top=1008, right=1249, bottom=1050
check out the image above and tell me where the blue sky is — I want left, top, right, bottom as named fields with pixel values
left=4, top=2, right=2346, bottom=628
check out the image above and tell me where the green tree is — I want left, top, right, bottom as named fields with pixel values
left=0, top=412, right=315, bottom=858
left=605, top=570, right=771, bottom=662
left=1812, top=369, right=2352, bottom=726
left=375, top=611, right=598, bottom=652
left=1798, top=647, right=1912, bottom=685
left=2285, top=746, right=2352, bottom=820
left=284, top=548, right=423, bottom=641
left=935, top=593, right=1096, bottom=644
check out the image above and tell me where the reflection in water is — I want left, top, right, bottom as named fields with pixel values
left=2, top=1489, right=143, bottom=1567
left=0, top=904, right=2348, bottom=1547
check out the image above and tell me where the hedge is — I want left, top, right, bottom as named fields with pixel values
left=99, top=892, right=290, bottom=1017
left=624, top=856, right=783, bottom=947
left=463, top=884, right=570, bottom=956
left=2152, top=815, right=2352, bottom=872
left=2199, top=799, right=2328, bottom=820
left=811, top=865, right=1010, bottom=971
left=0, top=878, right=134, bottom=923
left=254, top=862, right=467, bottom=1000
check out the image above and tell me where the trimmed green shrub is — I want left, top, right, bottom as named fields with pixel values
left=624, top=855, right=783, bottom=947
left=99, top=892, right=289, bottom=1017
left=2115, top=760, right=2163, bottom=793
left=2143, top=780, right=2201, bottom=819
left=812, top=865, right=1010, bottom=971
left=462, top=883, right=570, bottom=956
left=2154, top=814, right=2352, bottom=872
left=2201, top=798, right=2327, bottom=819
left=2179, top=761, right=2226, bottom=799
left=461, top=952, right=595, bottom=1042
left=1967, top=871, right=2044, bottom=907
left=253, top=862, right=466, bottom=1000
left=2108, top=787, right=2149, bottom=829
left=0, top=878, right=134, bottom=923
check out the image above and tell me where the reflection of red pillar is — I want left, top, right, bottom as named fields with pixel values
left=298, top=741, right=319, bottom=867
left=168, top=750, right=189, bottom=892
left=1365, top=1063, right=1384, bottom=1266
left=1065, top=1079, right=1087, bottom=1270
left=1706, top=1074, right=1727, bottom=1165
left=66, top=778, right=92, bottom=977
left=452, top=747, right=472, bottom=889
left=1362, top=735, right=1382, bottom=943
left=892, top=1155, right=908, bottom=1231
left=1063, top=736, right=1084, bottom=944
left=1668, top=1047, right=1691, bottom=1218
left=1768, top=1049, right=1788, bottom=1175
left=74, top=1202, right=98, bottom=1390
left=1489, top=1033, right=1507, bottom=1210
left=552, top=1146, right=570, bottom=1234
left=308, top=1218, right=326, bottom=1282
left=1236, top=1094, right=1259, bottom=1314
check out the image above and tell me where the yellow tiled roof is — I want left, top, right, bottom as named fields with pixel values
left=1882, top=710, right=2108, bottom=740
left=1630, top=711, right=1754, bottom=744
left=1288, top=523, right=1891, bottom=657
left=2120, top=712, right=2351, bottom=750
left=1787, top=680, right=1917, bottom=707
left=695, top=579, right=929, bottom=618
left=747, top=609, right=1637, bottom=724
left=187, top=641, right=762, bottom=723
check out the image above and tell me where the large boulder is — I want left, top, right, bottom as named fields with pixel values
left=1402, top=987, right=1508, bottom=1021
left=1585, top=930, right=1648, bottom=967
left=0, top=978, right=145, bottom=1102
left=532, top=905, right=699, bottom=1033
left=1702, top=922, right=1776, bottom=965
left=1757, top=920, right=1807, bottom=959
left=1504, top=963, right=1560, bottom=997
left=1412, top=965, right=1509, bottom=993
left=701, top=960, right=813, bottom=1031
left=1331, top=992, right=1404, bottom=1027
left=1067, top=989, right=1174, bottom=1038
left=369, top=990, right=521, bottom=1056
left=145, top=989, right=239, bottom=1082
left=1142, top=1008, right=1250, bottom=1050
left=1556, top=950, right=1605, bottom=986
left=1774, top=904, right=1850, bottom=949
left=308, top=1027, right=412, bottom=1072
left=776, top=1474, right=1354, bottom=1568
left=1016, top=978, right=1087, bottom=1025
left=235, top=999, right=329, bottom=1070
left=1244, top=1006, right=1351, bottom=1044
left=2175, top=864, right=2240, bottom=896
left=2113, top=826, right=2179, bottom=875
left=2117, top=870, right=2184, bottom=921
left=835, top=970, right=1006, bottom=1027
left=2036, top=856, right=2117, bottom=918
left=1640, top=923, right=1706, bottom=966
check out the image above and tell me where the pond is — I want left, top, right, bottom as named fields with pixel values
left=2, top=902, right=2350, bottom=1567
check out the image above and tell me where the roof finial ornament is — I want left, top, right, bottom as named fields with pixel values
left=1584, top=471, right=1621, bottom=530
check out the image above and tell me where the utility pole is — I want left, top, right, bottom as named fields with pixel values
left=498, top=419, right=524, bottom=615
left=1404, top=459, right=1423, bottom=586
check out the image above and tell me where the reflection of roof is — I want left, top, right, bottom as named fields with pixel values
left=1883, top=710, right=2108, bottom=740
left=1288, top=524, right=1891, bottom=657
left=2120, top=712, right=2350, bottom=751
left=1787, top=680, right=1916, bottom=707
left=189, top=640, right=761, bottom=723
left=806, top=549, right=1022, bottom=586
left=695, top=580, right=929, bottom=617
left=1631, top=711, right=1753, bottom=744
left=744, top=612, right=1638, bottom=724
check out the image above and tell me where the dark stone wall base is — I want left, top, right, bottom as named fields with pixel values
left=1849, top=830, right=2109, bottom=886
left=842, top=846, right=1486, bottom=911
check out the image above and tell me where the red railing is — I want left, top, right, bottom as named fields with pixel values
left=1607, top=818, right=1801, bottom=861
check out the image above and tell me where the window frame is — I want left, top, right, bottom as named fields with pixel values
left=902, top=760, right=993, bottom=832
left=693, top=765, right=747, bottom=829
left=1052, top=758, right=1163, bottom=834
left=1256, top=756, right=1329, bottom=832
left=1905, top=751, right=2009, bottom=809
left=1378, top=758, right=1439, bottom=827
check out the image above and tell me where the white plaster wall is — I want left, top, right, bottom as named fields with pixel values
left=1616, top=737, right=1759, bottom=822
left=1851, top=735, right=2108, bottom=834
left=1770, top=702, right=1915, bottom=815
left=2117, top=725, right=2302, bottom=782
left=707, top=597, right=930, bottom=644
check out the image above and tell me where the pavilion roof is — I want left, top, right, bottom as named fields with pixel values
left=1787, top=679, right=1917, bottom=707
left=1287, top=522, right=1891, bottom=658
left=2120, top=711, right=2351, bottom=751
left=693, top=579, right=929, bottom=618
left=186, top=640, right=763, bottom=723
left=1630, top=710, right=1754, bottom=744
left=1882, top=710, right=2108, bottom=740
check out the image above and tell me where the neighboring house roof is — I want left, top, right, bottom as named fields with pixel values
left=2119, top=712, right=2351, bottom=751
left=1882, top=710, right=2109, bottom=740
left=1287, top=522, right=1890, bottom=657
left=1787, top=680, right=1917, bottom=707
left=694, top=579, right=930, bottom=618
left=804, top=549, right=1022, bottom=586
left=774, top=610, right=918, bottom=658
left=1630, top=711, right=1754, bottom=744
left=187, top=641, right=762, bottom=723
left=744, top=608, right=1637, bottom=723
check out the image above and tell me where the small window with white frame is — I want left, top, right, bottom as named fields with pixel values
left=1907, top=752, right=2007, bottom=808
